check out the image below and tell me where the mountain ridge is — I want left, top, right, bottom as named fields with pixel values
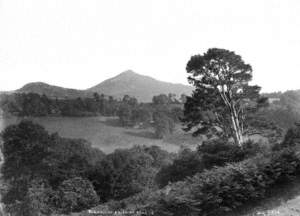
left=15, top=70, right=194, bottom=102
left=17, top=81, right=92, bottom=99
left=88, top=70, right=193, bottom=101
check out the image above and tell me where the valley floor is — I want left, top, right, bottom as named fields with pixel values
left=0, top=116, right=201, bottom=154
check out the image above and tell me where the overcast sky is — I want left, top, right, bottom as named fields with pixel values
left=0, top=0, right=299, bottom=92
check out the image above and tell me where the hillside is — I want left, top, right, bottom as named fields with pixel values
left=17, top=82, right=92, bottom=99
left=89, top=70, right=193, bottom=102
left=14, top=71, right=193, bottom=102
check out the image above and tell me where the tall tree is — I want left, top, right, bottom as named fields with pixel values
left=183, top=48, right=262, bottom=147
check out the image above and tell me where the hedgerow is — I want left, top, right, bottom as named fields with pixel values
left=146, top=147, right=300, bottom=216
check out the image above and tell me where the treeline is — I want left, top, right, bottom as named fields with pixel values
left=0, top=93, right=121, bottom=117
left=117, top=94, right=184, bottom=138
left=0, top=92, right=185, bottom=118
left=0, top=92, right=185, bottom=138
left=0, top=120, right=175, bottom=215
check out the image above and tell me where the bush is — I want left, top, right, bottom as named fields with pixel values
left=151, top=147, right=300, bottom=216
left=104, top=189, right=164, bottom=211
left=142, top=145, right=175, bottom=168
left=198, top=139, right=262, bottom=169
left=25, top=179, right=58, bottom=216
left=1, top=120, right=51, bottom=180
left=1, top=121, right=104, bottom=215
left=88, top=147, right=157, bottom=201
left=58, top=177, right=99, bottom=213
left=155, top=140, right=264, bottom=188
left=155, top=148, right=202, bottom=188
left=198, top=139, right=246, bottom=169
left=281, top=122, right=300, bottom=148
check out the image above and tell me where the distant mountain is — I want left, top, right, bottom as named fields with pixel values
left=89, top=70, right=193, bottom=102
left=17, top=82, right=92, bottom=99
left=14, top=70, right=193, bottom=102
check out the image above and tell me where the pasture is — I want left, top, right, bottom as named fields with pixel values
left=0, top=116, right=200, bottom=153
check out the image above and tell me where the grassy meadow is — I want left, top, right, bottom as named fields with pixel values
left=0, top=116, right=200, bottom=153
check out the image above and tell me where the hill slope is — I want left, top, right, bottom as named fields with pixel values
left=14, top=70, right=193, bottom=101
left=89, top=70, right=193, bottom=102
left=17, top=82, right=92, bottom=99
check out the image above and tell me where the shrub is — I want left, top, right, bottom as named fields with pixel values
left=198, top=139, right=246, bottom=168
left=105, top=189, right=164, bottom=211
left=155, top=140, right=264, bottom=189
left=88, top=147, right=157, bottom=201
left=58, top=177, right=99, bottom=213
left=197, top=139, right=262, bottom=169
left=1, top=120, right=51, bottom=180
left=155, top=148, right=202, bottom=188
left=25, top=179, right=58, bottom=216
left=1, top=121, right=104, bottom=215
left=151, top=147, right=300, bottom=216
left=281, top=122, right=300, bottom=147
left=142, top=145, right=174, bottom=168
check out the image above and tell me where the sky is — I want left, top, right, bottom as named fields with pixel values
left=0, top=0, right=299, bottom=92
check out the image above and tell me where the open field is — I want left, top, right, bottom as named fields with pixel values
left=0, top=116, right=200, bottom=153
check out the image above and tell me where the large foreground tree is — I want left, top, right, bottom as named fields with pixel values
left=183, top=48, right=263, bottom=147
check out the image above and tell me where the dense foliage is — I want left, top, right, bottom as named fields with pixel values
left=58, top=177, right=100, bottom=213
left=1, top=121, right=104, bottom=215
left=279, top=122, right=300, bottom=148
left=105, top=145, right=300, bottom=216
left=150, top=147, right=300, bottom=216
left=94, top=124, right=300, bottom=216
left=261, top=90, right=300, bottom=129
left=0, top=120, right=174, bottom=215
left=1, top=118, right=297, bottom=216
left=155, top=148, right=202, bottom=188
left=0, top=93, right=122, bottom=117
left=88, top=147, right=163, bottom=201
left=155, top=139, right=264, bottom=188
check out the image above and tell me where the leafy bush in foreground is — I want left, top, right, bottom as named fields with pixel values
left=156, top=139, right=264, bottom=188
left=281, top=122, right=300, bottom=147
left=155, top=148, right=202, bottom=188
left=151, top=148, right=300, bottom=216
left=97, top=147, right=300, bottom=216
left=58, top=177, right=99, bottom=213
left=199, top=139, right=267, bottom=169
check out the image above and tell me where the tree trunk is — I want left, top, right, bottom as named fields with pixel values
left=218, top=89, right=244, bottom=147
left=230, top=104, right=243, bottom=147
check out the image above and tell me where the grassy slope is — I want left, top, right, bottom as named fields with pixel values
left=0, top=116, right=200, bottom=153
